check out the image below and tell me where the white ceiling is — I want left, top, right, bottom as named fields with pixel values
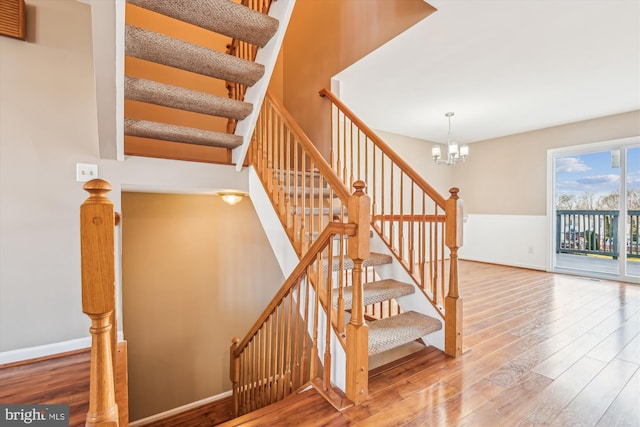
left=333, top=0, right=640, bottom=145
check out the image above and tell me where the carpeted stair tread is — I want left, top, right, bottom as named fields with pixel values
left=125, top=77, right=252, bottom=120
left=127, top=0, right=279, bottom=48
left=323, top=252, right=392, bottom=272
left=368, top=311, right=442, bottom=356
left=125, top=25, right=264, bottom=87
left=338, top=279, right=414, bottom=310
left=125, top=119, right=242, bottom=149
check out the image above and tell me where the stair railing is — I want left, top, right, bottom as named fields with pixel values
left=249, top=91, right=353, bottom=256
left=234, top=90, right=372, bottom=410
left=320, top=88, right=463, bottom=357
left=230, top=221, right=365, bottom=416
left=225, top=0, right=275, bottom=133
left=80, top=179, right=120, bottom=426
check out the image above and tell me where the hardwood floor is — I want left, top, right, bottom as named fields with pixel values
left=2, top=262, right=636, bottom=426
left=219, top=261, right=640, bottom=426
left=0, top=343, right=129, bottom=427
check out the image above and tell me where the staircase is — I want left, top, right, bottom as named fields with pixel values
left=123, top=0, right=293, bottom=165
left=326, top=253, right=442, bottom=356
left=118, top=0, right=463, bottom=421
left=232, top=92, right=462, bottom=415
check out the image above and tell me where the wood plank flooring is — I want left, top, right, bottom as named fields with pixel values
left=0, top=342, right=129, bottom=427
left=218, top=261, right=640, bottom=426
left=1, top=262, right=636, bottom=426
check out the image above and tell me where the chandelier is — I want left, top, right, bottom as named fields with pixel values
left=432, top=112, right=469, bottom=165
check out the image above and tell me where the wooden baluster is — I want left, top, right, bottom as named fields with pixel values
left=445, top=187, right=463, bottom=357
left=278, top=117, right=285, bottom=216
left=309, top=161, right=316, bottom=247
left=310, top=255, right=321, bottom=380
left=260, top=326, right=267, bottom=407
left=254, top=330, right=262, bottom=408
left=230, top=338, right=240, bottom=416
left=390, top=164, right=394, bottom=252
left=301, top=155, right=308, bottom=253
left=251, top=338, right=257, bottom=411
left=285, top=129, right=293, bottom=230
left=292, top=281, right=301, bottom=389
left=330, top=103, right=336, bottom=172
left=346, top=180, right=370, bottom=405
left=284, top=291, right=294, bottom=397
left=349, top=120, right=354, bottom=188
left=81, top=179, right=119, bottom=427
left=399, top=171, right=404, bottom=261
left=342, top=111, right=347, bottom=185
left=300, top=275, right=310, bottom=385
left=261, top=107, right=269, bottom=182
left=293, top=141, right=301, bottom=250
left=337, top=227, right=345, bottom=335
left=271, top=309, right=278, bottom=404
left=278, top=302, right=286, bottom=400
left=266, top=105, right=274, bottom=196
left=357, top=127, right=361, bottom=181
left=323, top=242, right=333, bottom=391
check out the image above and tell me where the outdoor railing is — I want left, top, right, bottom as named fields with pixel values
left=556, top=209, right=640, bottom=259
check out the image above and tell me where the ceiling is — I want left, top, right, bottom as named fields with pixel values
left=333, top=0, right=640, bottom=145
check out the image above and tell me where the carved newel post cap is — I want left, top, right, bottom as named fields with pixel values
left=449, top=187, right=460, bottom=199
left=353, top=180, right=366, bottom=195
left=83, top=179, right=112, bottom=198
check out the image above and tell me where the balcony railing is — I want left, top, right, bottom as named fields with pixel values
left=556, top=210, right=640, bottom=259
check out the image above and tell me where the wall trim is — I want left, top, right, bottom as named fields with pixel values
left=129, top=390, right=232, bottom=427
left=0, top=332, right=124, bottom=365
left=458, top=214, right=547, bottom=271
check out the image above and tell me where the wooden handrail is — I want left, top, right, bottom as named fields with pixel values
left=80, top=179, right=119, bottom=427
left=266, top=91, right=352, bottom=203
left=320, top=88, right=446, bottom=208
left=233, top=222, right=357, bottom=356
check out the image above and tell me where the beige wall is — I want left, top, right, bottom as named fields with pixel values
left=454, top=110, right=640, bottom=215
left=374, top=129, right=454, bottom=198
left=121, top=192, right=284, bottom=420
left=0, top=0, right=98, bottom=352
left=282, top=0, right=435, bottom=159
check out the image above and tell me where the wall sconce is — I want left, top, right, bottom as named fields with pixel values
left=218, top=191, right=246, bottom=206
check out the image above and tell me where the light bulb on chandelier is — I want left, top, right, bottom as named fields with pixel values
left=432, top=112, right=469, bottom=165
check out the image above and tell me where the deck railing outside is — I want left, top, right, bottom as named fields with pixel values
left=556, top=209, right=640, bottom=259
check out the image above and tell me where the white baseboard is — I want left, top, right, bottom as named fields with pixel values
left=129, top=390, right=232, bottom=427
left=0, top=331, right=125, bottom=365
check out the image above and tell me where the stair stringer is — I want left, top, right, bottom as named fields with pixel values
left=232, top=0, right=297, bottom=170
left=368, top=230, right=445, bottom=351
left=248, top=166, right=348, bottom=392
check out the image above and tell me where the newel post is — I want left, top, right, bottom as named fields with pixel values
left=345, top=180, right=370, bottom=404
left=444, top=187, right=463, bottom=357
left=81, top=179, right=119, bottom=426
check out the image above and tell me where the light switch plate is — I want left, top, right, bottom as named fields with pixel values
left=76, top=163, right=98, bottom=182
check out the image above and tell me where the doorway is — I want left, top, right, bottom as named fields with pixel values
left=550, top=138, right=640, bottom=282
